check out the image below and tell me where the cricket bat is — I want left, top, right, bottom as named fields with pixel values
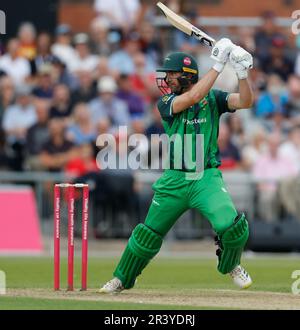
left=157, top=2, right=215, bottom=47
left=157, top=2, right=252, bottom=68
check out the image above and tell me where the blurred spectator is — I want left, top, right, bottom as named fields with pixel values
left=2, top=85, right=36, bottom=170
left=90, top=18, right=114, bottom=56
left=0, top=128, right=14, bottom=170
left=226, top=114, right=247, bottom=149
left=254, top=11, right=285, bottom=63
left=66, top=103, right=96, bottom=145
left=94, top=0, right=141, bottom=33
left=0, top=39, right=31, bottom=86
left=39, top=118, right=78, bottom=172
left=51, top=57, right=79, bottom=91
left=26, top=98, right=50, bottom=169
left=89, top=76, right=130, bottom=133
left=71, top=70, right=97, bottom=105
left=69, top=33, right=100, bottom=74
left=51, top=24, right=76, bottom=70
left=237, top=27, right=256, bottom=53
left=130, top=52, right=159, bottom=105
left=2, top=85, right=36, bottom=145
left=286, top=75, right=300, bottom=122
left=138, top=21, right=162, bottom=65
left=279, top=125, right=300, bottom=173
left=32, top=63, right=55, bottom=99
left=218, top=123, right=242, bottom=170
left=252, top=133, right=298, bottom=222
left=116, top=74, right=145, bottom=119
left=0, top=76, right=15, bottom=122
left=259, top=36, right=294, bottom=81
left=17, top=22, right=37, bottom=61
left=255, top=74, right=288, bottom=118
left=95, top=56, right=113, bottom=80
left=31, top=32, right=55, bottom=75
left=65, top=143, right=98, bottom=177
left=49, top=84, right=72, bottom=120
left=242, top=127, right=268, bottom=170
left=146, top=106, right=164, bottom=137
left=108, top=32, right=155, bottom=76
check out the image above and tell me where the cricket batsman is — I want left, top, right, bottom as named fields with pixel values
left=100, top=38, right=254, bottom=293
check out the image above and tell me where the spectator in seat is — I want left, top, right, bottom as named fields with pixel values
left=89, top=17, right=113, bottom=56
left=138, top=21, right=162, bottom=66
left=130, top=52, right=159, bottom=106
left=0, top=76, right=15, bottom=122
left=286, top=75, right=300, bottom=124
left=254, top=11, right=285, bottom=64
left=39, top=118, right=79, bottom=172
left=259, top=36, right=294, bottom=82
left=51, top=57, right=79, bottom=91
left=0, top=128, right=14, bottom=170
left=66, top=103, right=96, bottom=145
left=226, top=114, right=247, bottom=150
left=109, top=32, right=155, bottom=76
left=26, top=98, right=50, bottom=170
left=32, top=63, right=55, bottom=99
left=51, top=24, right=76, bottom=71
left=279, top=125, right=300, bottom=173
left=17, top=22, right=37, bottom=61
left=2, top=85, right=36, bottom=145
left=31, top=32, right=55, bottom=75
left=49, top=84, right=72, bottom=121
left=218, top=123, right=242, bottom=170
left=0, top=39, right=31, bottom=86
left=69, top=33, right=100, bottom=74
left=116, top=74, right=145, bottom=120
left=65, top=143, right=98, bottom=178
left=1, top=85, right=36, bottom=170
left=242, top=127, right=268, bottom=170
left=94, top=0, right=141, bottom=33
left=71, top=70, right=97, bottom=105
left=89, top=76, right=130, bottom=133
left=255, top=74, right=288, bottom=118
left=252, top=133, right=298, bottom=222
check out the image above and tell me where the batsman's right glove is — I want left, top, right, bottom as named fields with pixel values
left=229, top=45, right=253, bottom=79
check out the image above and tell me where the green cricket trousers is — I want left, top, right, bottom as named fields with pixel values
left=144, top=168, right=238, bottom=237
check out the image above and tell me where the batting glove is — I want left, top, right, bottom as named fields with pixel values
left=230, top=45, right=253, bottom=79
left=211, top=38, right=234, bottom=73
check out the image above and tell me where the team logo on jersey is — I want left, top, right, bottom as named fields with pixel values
left=162, top=95, right=173, bottom=104
left=183, top=57, right=191, bottom=66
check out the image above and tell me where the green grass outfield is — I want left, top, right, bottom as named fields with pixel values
left=0, top=256, right=299, bottom=310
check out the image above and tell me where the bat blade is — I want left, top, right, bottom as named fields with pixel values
left=157, top=2, right=215, bottom=47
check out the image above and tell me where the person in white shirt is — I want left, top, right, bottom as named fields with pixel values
left=94, top=0, right=140, bottom=32
left=2, top=85, right=37, bottom=144
left=0, top=39, right=31, bottom=86
left=69, top=33, right=100, bottom=74
left=51, top=24, right=77, bottom=70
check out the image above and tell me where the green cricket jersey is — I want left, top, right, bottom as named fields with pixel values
left=157, top=89, right=235, bottom=171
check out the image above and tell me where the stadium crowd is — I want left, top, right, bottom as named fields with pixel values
left=0, top=0, right=300, bottom=222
